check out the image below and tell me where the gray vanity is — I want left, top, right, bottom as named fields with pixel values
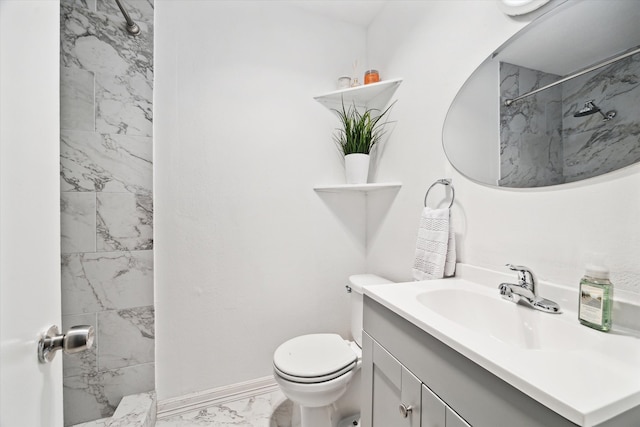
left=359, top=268, right=640, bottom=427
left=362, top=297, right=576, bottom=426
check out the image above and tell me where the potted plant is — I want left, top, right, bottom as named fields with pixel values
left=333, top=99, right=396, bottom=184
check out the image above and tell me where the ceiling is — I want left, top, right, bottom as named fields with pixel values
left=291, top=1, right=389, bottom=28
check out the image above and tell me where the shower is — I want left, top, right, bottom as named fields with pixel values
left=114, top=0, right=140, bottom=36
left=573, top=100, right=616, bottom=122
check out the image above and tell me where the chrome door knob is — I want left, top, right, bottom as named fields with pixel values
left=38, top=325, right=95, bottom=363
left=399, top=403, right=413, bottom=418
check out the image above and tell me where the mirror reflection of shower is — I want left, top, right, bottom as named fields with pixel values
left=114, top=0, right=140, bottom=36
left=574, top=100, right=616, bottom=122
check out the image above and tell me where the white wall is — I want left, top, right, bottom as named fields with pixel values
left=155, top=0, right=640, bottom=402
left=365, top=1, right=640, bottom=297
left=154, top=1, right=368, bottom=400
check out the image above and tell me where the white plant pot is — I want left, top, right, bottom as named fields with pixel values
left=344, top=153, right=370, bottom=184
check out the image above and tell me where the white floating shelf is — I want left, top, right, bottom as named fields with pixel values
left=314, top=78, right=402, bottom=112
left=313, top=182, right=402, bottom=193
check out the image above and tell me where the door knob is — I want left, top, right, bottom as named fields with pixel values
left=399, top=403, right=413, bottom=418
left=38, top=325, right=95, bottom=363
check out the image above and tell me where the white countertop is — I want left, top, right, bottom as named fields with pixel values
left=364, top=264, right=640, bottom=427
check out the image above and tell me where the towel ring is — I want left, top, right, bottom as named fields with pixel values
left=424, top=179, right=455, bottom=209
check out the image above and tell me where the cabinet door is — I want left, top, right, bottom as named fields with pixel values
left=370, top=339, right=421, bottom=427
left=422, top=384, right=446, bottom=427
left=401, top=366, right=422, bottom=426
left=446, top=407, right=471, bottom=427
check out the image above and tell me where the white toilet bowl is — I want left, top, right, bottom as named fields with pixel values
left=273, top=334, right=361, bottom=427
left=273, top=274, right=393, bottom=427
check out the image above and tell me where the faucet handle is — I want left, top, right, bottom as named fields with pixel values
left=506, top=263, right=531, bottom=272
left=505, top=264, right=537, bottom=293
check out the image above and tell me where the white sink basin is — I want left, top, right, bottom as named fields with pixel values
left=363, top=265, right=640, bottom=427
left=416, top=287, right=585, bottom=351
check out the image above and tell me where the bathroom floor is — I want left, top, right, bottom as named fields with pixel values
left=155, top=390, right=297, bottom=427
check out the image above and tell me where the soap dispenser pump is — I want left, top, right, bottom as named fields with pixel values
left=578, top=265, right=613, bottom=332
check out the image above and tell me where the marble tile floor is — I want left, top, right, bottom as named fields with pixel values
left=155, top=390, right=299, bottom=427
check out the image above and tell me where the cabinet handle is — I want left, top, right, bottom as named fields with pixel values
left=399, top=403, right=413, bottom=418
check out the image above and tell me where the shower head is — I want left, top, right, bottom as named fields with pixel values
left=574, top=100, right=600, bottom=117
left=574, top=100, right=616, bottom=121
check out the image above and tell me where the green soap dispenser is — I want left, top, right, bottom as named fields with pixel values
left=578, top=265, right=613, bottom=332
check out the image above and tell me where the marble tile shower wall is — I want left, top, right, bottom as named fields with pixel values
left=60, top=0, right=154, bottom=425
left=499, top=62, right=563, bottom=188
left=500, top=55, right=640, bottom=187
left=561, top=53, right=640, bottom=183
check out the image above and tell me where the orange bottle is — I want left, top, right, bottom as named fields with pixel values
left=364, top=69, right=380, bottom=84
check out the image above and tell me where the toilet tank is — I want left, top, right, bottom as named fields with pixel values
left=348, top=274, right=393, bottom=346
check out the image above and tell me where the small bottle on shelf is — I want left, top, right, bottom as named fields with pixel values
left=364, top=69, right=380, bottom=84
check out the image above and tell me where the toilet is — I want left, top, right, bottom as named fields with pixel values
left=273, top=274, right=393, bottom=427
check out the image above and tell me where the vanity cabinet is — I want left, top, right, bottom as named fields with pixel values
left=361, top=296, right=579, bottom=427
left=422, top=384, right=470, bottom=427
left=362, top=332, right=421, bottom=426
left=444, top=405, right=471, bottom=427
left=361, top=331, right=470, bottom=427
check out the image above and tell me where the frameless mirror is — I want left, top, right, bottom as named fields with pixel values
left=443, top=0, right=640, bottom=188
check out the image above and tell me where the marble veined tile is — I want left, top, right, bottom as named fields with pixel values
left=501, top=53, right=640, bottom=188
left=70, top=391, right=155, bottom=427
left=61, top=67, right=95, bottom=132
left=63, top=0, right=97, bottom=11
left=563, top=126, right=640, bottom=183
left=562, top=53, right=640, bottom=180
left=98, top=306, right=154, bottom=371
left=97, top=193, right=153, bottom=251
left=95, top=71, right=153, bottom=137
left=109, top=391, right=156, bottom=427
left=61, top=192, right=97, bottom=254
left=71, top=417, right=109, bottom=427
left=562, top=55, right=640, bottom=131
left=61, top=1, right=153, bottom=78
left=156, top=390, right=295, bottom=427
left=63, top=312, right=98, bottom=378
left=62, top=250, right=153, bottom=315
left=64, top=374, right=108, bottom=425
left=500, top=62, right=563, bottom=187
left=61, top=130, right=152, bottom=194
left=97, top=0, right=154, bottom=22
left=64, top=362, right=155, bottom=426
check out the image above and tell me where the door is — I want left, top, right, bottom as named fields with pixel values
left=366, top=337, right=421, bottom=427
left=0, top=1, right=63, bottom=426
left=445, top=407, right=471, bottom=427
left=422, top=384, right=446, bottom=427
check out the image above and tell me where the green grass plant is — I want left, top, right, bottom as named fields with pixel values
left=332, top=99, right=396, bottom=155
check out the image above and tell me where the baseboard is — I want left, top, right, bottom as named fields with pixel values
left=156, top=376, right=280, bottom=419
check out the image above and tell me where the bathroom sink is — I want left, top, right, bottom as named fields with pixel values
left=363, top=266, right=640, bottom=427
left=415, top=287, right=584, bottom=351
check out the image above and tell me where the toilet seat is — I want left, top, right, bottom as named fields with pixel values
left=274, top=360, right=356, bottom=383
left=273, top=334, right=357, bottom=384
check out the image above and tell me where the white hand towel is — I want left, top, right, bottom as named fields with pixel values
left=444, top=219, right=456, bottom=277
left=412, top=207, right=451, bottom=281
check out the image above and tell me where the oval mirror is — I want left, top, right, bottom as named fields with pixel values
left=443, top=0, right=640, bottom=188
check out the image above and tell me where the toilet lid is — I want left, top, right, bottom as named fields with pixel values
left=273, top=334, right=357, bottom=381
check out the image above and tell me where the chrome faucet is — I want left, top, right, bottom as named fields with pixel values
left=498, top=264, right=561, bottom=313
